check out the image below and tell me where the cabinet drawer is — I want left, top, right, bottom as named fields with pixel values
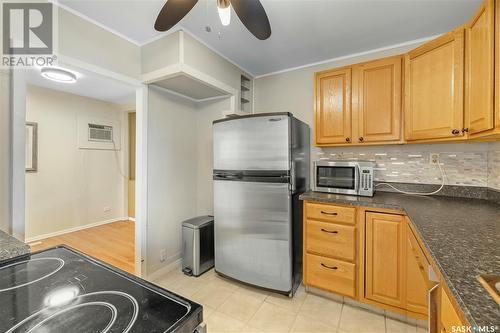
left=305, top=202, right=356, bottom=225
left=306, top=220, right=356, bottom=261
left=305, top=253, right=356, bottom=298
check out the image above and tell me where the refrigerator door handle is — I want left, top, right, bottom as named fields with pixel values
left=214, top=172, right=242, bottom=180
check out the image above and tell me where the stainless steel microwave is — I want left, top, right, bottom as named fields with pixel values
left=313, top=161, right=375, bottom=197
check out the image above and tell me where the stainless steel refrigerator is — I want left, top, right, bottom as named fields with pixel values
left=212, top=113, right=310, bottom=295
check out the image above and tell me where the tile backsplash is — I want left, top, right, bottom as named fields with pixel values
left=315, top=142, right=499, bottom=189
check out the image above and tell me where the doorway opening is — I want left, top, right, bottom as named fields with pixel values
left=24, top=65, right=138, bottom=274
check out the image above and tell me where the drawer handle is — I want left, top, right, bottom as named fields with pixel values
left=321, top=263, right=338, bottom=270
left=321, top=228, right=338, bottom=234
left=320, top=211, right=338, bottom=216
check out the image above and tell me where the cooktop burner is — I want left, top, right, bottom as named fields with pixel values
left=0, top=258, right=64, bottom=292
left=0, top=246, right=202, bottom=333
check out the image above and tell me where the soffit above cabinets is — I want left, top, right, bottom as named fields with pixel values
left=151, top=73, right=229, bottom=101
left=142, top=31, right=247, bottom=107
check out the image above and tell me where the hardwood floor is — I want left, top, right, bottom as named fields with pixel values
left=29, top=220, right=135, bottom=274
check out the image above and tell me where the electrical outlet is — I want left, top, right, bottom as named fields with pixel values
left=160, top=249, right=167, bottom=262
left=103, top=206, right=111, bottom=212
left=430, top=153, right=440, bottom=165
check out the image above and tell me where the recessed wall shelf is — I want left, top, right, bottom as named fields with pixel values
left=240, top=75, right=253, bottom=113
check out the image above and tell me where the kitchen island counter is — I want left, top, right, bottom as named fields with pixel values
left=0, top=230, right=30, bottom=263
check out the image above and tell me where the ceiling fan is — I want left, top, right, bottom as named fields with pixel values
left=154, top=0, right=271, bottom=40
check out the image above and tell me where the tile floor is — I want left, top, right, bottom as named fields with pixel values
left=153, top=269, right=428, bottom=333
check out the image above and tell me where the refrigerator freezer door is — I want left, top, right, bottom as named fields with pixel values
left=214, top=180, right=292, bottom=292
left=213, top=115, right=290, bottom=171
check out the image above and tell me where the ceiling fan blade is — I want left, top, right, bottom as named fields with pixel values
left=230, top=0, right=271, bottom=40
left=154, top=0, right=198, bottom=32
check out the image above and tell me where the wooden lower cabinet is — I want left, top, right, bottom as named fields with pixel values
left=440, top=288, right=465, bottom=332
left=365, top=212, right=406, bottom=308
left=405, top=222, right=431, bottom=315
left=305, top=253, right=356, bottom=298
left=303, top=201, right=468, bottom=325
left=303, top=201, right=358, bottom=298
left=305, top=220, right=356, bottom=261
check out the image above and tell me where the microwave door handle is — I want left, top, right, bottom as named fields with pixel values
left=355, top=166, right=361, bottom=193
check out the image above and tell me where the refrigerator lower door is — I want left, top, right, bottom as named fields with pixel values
left=214, top=180, right=292, bottom=292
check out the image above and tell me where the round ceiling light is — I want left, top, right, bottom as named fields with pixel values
left=40, top=67, right=77, bottom=83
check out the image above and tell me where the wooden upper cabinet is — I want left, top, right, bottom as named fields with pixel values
left=466, top=0, right=495, bottom=136
left=404, top=29, right=465, bottom=142
left=365, top=212, right=405, bottom=308
left=315, top=68, right=352, bottom=145
left=353, top=56, right=402, bottom=143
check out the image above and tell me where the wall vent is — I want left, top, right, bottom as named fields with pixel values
left=88, top=123, right=113, bottom=143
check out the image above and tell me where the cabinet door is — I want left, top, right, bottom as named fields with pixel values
left=466, top=0, right=495, bottom=135
left=405, top=224, right=430, bottom=315
left=315, top=68, right=352, bottom=145
left=440, top=288, right=465, bottom=333
left=405, top=29, right=465, bottom=141
left=496, top=0, right=500, bottom=133
left=354, top=56, right=402, bottom=143
left=365, top=212, right=405, bottom=308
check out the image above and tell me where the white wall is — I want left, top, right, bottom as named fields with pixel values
left=0, top=70, right=11, bottom=234
left=58, top=8, right=141, bottom=80
left=195, top=98, right=230, bottom=214
left=146, top=86, right=199, bottom=274
left=25, top=85, right=128, bottom=240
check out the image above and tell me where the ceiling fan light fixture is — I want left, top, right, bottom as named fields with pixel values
left=217, top=0, right=231, bottom=26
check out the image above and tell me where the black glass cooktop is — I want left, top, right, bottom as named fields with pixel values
left=0, top=246, right=202, bottom=333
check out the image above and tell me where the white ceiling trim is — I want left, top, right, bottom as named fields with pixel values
left=254, top=34, right=442, bottom=79
left=52, top=0, right=142, bottom=46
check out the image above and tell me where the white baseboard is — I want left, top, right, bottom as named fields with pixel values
left=128, top=217, right=136, bottom=222
left=147, top=257, right=182, bottom=282
left=26, top=217, right=129, bottom=243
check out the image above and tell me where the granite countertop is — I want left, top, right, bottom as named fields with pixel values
left=300, top=191, right=500, bottom=328
left=0, top=230, right=30, bottom=263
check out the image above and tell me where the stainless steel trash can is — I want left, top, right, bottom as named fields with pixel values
left=182, top=215, right=214, bottom=276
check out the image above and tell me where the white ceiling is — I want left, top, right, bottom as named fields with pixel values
left=26, top=65, right=136, bottom=105
left=58, top=0, right=482, bottom=77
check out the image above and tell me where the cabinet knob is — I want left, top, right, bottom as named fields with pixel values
left=451, top=129, right=460, bottom=135
left=359, top=137, right=364, bottom=142
left=462, top=128, right=469, bottom=133
left=345, top=137, right=350, bottom=142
